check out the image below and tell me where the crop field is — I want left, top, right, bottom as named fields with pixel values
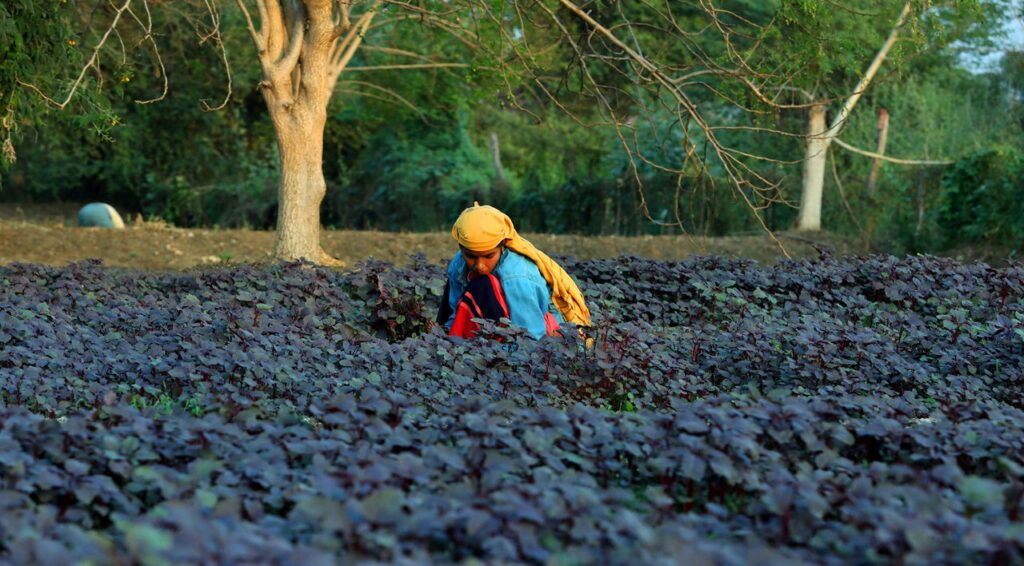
left=2, top=252, right=1024, bottom=564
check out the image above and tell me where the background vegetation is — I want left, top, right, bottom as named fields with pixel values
left=1, top=0, right=1022, bottom=256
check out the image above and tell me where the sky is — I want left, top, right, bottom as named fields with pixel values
left=960, top=0, right=1024, bottom=72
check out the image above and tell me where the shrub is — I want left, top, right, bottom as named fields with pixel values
left=939, top=146, right=1024, bottom=250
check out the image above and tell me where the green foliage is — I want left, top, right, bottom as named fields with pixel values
left=938, top=146, right=1024, bottom=249
left=3, top=0, right=511, bottom=230
left=471, top=107, right=608, bottom=195
left=326, top=114, right=496, bottom=231
left=2, top=1, right=276, bottom=226
left=769, top=0, right=958, bottom=91
left=140, top=143, right=280, bottom=228
left=0, top=1, right=96, bottom=169
left=4, top=69, right=276, bottom=227
left=505, top=173, right=767, bottom=236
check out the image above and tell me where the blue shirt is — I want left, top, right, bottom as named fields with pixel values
left=445, top=249, right=564, bottom=339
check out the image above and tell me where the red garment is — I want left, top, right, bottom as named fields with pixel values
left=449, top=274, right=508, bottom=338
left=449, top=274, right=560, bottom=338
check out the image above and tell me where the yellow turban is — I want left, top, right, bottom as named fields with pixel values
left=451, top=203, right=592, bottom=327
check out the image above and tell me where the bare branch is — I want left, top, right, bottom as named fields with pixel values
left=336, top=79, right=426, bottom=118
left=344, top=62, right=475, bottom=71
left=234, top=0, right=266, bottom=52
left=337, top=0, right=351, bottom=30
left=360, top=45, right=430, bottom=59
left=827, top=1, right=913, bottom=137
left=331, top=1, right=383, bottom=76
left=125, top=0, right=168, bottom=104
left=368, top=13, right=480, bottom=49
left=776, top=85, right=815, bottom=103
left=830, top=146, right=863, bottom=232
left=833, top=137, right=954, bottom=165
left=346, top=45, right=492, bottom=78
left=380, top=0, right=459, bottom=18
left=274, top=1, right=305, bottom=74
left=736, top=77, right=833, bottom=110
left=548, top=0, right=791, bottom=255
left=112, top=20, right=128, bottom=66
left=198, top=0, right=233, bottom=111
left=264, top=0, right=288, bottom=62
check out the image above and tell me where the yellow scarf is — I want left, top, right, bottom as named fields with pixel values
left=451, top=203, right=592, bottom=327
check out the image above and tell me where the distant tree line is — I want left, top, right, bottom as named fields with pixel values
left=1, top=0, right=1022, bottom=254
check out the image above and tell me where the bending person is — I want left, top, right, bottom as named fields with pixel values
left=438, top=203, right=591, bottom=339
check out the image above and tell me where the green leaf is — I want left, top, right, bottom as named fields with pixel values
left=360, top=488, right=405, bottom=523
left=117, top=520, right=174, bottom=559
left=194, top=488, right=218, bottom=509
left=959, top=475, right=1004, bottom=508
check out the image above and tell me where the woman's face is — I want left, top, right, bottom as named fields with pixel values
left=461, top=244, right=504, bottom=276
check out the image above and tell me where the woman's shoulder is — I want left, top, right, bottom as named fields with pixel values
left=497, top=250, right=544, bottom=280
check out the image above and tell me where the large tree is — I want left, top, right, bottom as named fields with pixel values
left=6, top=0, right=497, bottom=264
left=233, top=0, right=503, bottom=263
left=238, top=0, right=375, bottom=264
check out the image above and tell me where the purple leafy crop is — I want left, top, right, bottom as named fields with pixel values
left=1, top=253, right=1024, bottom=564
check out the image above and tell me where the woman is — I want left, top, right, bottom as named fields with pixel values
left=438, top=203, right=591, bottom=339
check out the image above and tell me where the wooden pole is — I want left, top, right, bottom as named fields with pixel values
left=865, top=108, right=890, bottom=199
left=915, top=169, right=926, bottom=236
left=489, top=132, right=507, bottom=183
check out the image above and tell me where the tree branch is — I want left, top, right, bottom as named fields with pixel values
left=264, top=0, right=287, bottom=62
left=830, top=146, right=863, bottom=231
left=331, top=1, right=382, bottom=76
left=234, top=0, right=266, bottom=52
left=344, top=62, right=476, bottom=71
left=336, top=79, right=426, bottom=118
left=274, top=1, right=305, bottom=74
left=833, top=137, right=953, bottom=165
left=826, top=1, right=913, bottom=138
left=336, top=0, right=351, bottom=30
left=17, top=0, right=134, bottom=110
left=125, top=0, right=168, bottom=104
left=369, top=13, right=480, bottom=49
left=555, top=0, right=790, bottom=257
left=198, top=0, right=233, bottom=111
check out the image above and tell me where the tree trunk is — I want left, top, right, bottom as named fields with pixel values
left=271, top=106, right=333, bottom=264
left=235, top=0, right=384, bottom=266
left=795, top=1, right=912, bottom=232
left=797, top=103, right=828, bottom=231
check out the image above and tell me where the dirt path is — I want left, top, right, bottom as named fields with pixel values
left=1, top=201, right=865, bottom=270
